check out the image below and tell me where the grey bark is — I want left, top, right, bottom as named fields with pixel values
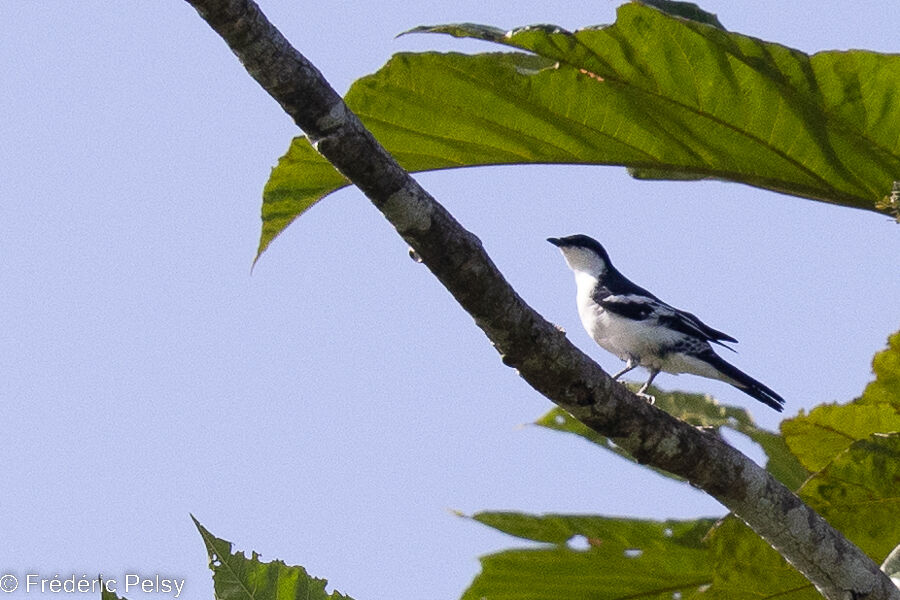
left=184, top=1, right=899, bottom=598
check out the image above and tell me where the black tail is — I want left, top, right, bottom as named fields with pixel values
left=705, top=354, right=785, bottom=412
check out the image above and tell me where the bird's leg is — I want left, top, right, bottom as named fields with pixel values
left=636, top=369, right=659, bottom=404
left=611, top=357, right=637, bottom=380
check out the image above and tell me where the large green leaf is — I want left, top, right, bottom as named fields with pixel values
left=705, top=517, right=816, bottom=599
left=260, top=1, right=900, bottom=256
left=704, top=433, right=900, bottom=599
left=471, top=433, right=900, bottom=600
left=536, top=385, right=808, bottom=490
left=782, top=403, right=900, bottom=472
left=465, top=512, right=716, bottom=600
left=782, top=331, right=900, bottom=472
left=192, top=516, right=353, bottom=600
left=802, top=433, right=900, bottom=561
left=699, top=334, right=900, bottom=598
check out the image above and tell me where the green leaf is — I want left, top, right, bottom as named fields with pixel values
left=192, top=516, right=353, bottom=600
left=740, top=429, right=809, bottom=492
left=705, top=516, right=816, bottom=599
left=261, top=143, right=351, bottom=262
left=698, top=332, right=900, bottom=597
left=782, top=331, right=900, bottom=472
left=535, top=386, right=808, bottom=489
left=866, top=331, right=900, bottom=409
left=534, top=403, right=686, bottom=482
left=492, top=334, right=900, bottom=599
left=100, top=585, right=130, bottom=600
left=634, top=0, right=724, bottom=29
left=465, top=512, right=715, bottom=600
left=259, top=2, right=900, bottom=256
left=703, top=433, right=900, bottom=598
left=260, top=51, right=554, bottom=257
left=782, top=403, right=900, bottom=472
left=801, top=433, right=900, bottom=561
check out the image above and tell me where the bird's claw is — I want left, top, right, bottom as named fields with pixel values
left=637, top=392, right=656, bottom=405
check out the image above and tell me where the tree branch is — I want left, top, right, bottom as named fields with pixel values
left=184, top=1, right=899, bottom=598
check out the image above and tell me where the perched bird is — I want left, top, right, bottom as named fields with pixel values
left=548, top=234, right=784, bottom=411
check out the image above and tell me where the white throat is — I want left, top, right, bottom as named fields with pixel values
left=559, top=247, right=608, bottom=279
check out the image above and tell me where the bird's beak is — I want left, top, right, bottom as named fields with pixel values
left=547, top=237, right=562, bottom=247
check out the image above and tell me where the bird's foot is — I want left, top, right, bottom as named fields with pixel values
left=635, top=369, right=659, bottom=404
left=636, top=391, right=656, bottom=405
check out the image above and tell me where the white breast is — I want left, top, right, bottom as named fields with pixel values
left=573, top=272, right=683, bottom=369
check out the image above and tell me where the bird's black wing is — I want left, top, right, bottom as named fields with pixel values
left=596, top=267, right=739, bottom=348
left=598, top=292, right=738, bottom=349
left=656, top=306, right=738, bottom=347
left=596, top=294, right=663, bottom=321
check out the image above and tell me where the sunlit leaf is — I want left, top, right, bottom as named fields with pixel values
left=865, top=331, right=900, bottom=409
left=801, top=433, right=900, bottom=560
left=701, top=333, right=900, bottom=598
left=192, top=516, right=353, bottom=600
left=782, top=331, right=900, bottom=472
left=704, top=434, right=900, bottom=598
left=259, top=2, right=900, bottom=256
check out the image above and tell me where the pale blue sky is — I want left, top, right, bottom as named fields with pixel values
left=2, top=2, right=898, bottom=599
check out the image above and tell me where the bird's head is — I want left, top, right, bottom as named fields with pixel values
left=547, top=234, right=612, bottom=276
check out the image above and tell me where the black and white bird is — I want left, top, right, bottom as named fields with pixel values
left=548, top=234, right=785, bottom=411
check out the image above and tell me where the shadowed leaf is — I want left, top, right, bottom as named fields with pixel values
left=705, top=516, right=816, bottom=599
left=536, top=385, right=808, bottom=489
left=465, top=511, right=715, bottom=600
